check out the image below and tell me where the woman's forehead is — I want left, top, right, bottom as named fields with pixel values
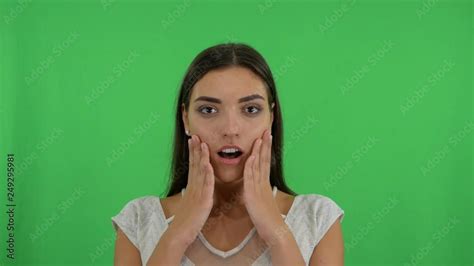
left=192, top=86, right=267, bottom=103
left=191, top=67, right=267, bottom=102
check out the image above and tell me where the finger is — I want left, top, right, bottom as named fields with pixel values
left=246, top=138, right=260, bottom=191
left=192, top=135, right=201, bottom=171
left=260, top=131, right=272, bottom=183
left=200, top=142, right=209, bottom=175
left=198, top=142, right=208, bottom=185
left=251, top=138, right=261, bottom=160
left=202, top=143, right=215, bottom=200
left=243, top=155, right=255, bottom=193
left=203, top=163, right=215, bottom=202
left=188, top=138, right=194, bottom=166
left=195, top=135, right=202, bottom=143
left=199, top=142, right=211, bottom=193
left=187, top=138, right=195, bottom=187
left=195, top=135, right=203, bottom=171
left=253, top=139, right=262, bottom=184
left=190, top=135, right=201, bottom=192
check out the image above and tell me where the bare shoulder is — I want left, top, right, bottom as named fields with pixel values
left=114, top=227, right=142, bottom=265
left=309, top=216, right=344, bottom=265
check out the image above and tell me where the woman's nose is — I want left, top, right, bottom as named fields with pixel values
left=221, top=112, right=241, bottom=137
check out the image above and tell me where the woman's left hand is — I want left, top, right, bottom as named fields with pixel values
left=242, top=129, right=287, bottom=245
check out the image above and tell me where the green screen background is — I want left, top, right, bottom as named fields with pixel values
left=0, top=0, right=472, bottom=265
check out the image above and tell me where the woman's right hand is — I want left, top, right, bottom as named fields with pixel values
left=167, top=134, right=215, bottom=248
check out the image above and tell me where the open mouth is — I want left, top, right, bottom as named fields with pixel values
left=217, top=149, right=243, bottom=159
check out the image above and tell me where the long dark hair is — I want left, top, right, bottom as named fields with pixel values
left=165, top=43, right=296, bottom=197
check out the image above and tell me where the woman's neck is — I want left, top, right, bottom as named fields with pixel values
left=210, top=178, right=248, bottom=219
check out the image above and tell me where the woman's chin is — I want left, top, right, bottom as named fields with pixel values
left=214, top=168, right=243, bottom=184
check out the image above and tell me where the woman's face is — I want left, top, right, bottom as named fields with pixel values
left=182, top=66, right=274, bottom=184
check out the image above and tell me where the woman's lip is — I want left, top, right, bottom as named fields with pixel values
left=215, top=154, right=243, bottom=165
left=218, top=145, right=244, bottom=153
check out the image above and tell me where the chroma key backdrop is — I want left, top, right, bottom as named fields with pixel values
left=0, top=0, right=472, bottom=265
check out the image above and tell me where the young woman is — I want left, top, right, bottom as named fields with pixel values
left=112, top=43, right=345, bottom=266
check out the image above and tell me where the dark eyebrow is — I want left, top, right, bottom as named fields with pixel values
left=194, top=94, right=265, bottom=104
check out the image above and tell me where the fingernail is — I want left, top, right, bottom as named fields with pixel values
left=201, top=143, right=205, bottom=150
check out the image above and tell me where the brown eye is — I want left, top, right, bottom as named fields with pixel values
left=245, top=105, right=261, bottom=115
left=199, top=106, right=217, bottom=115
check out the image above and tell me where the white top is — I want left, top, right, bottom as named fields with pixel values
left=111, top=186, right=345, bottom=265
